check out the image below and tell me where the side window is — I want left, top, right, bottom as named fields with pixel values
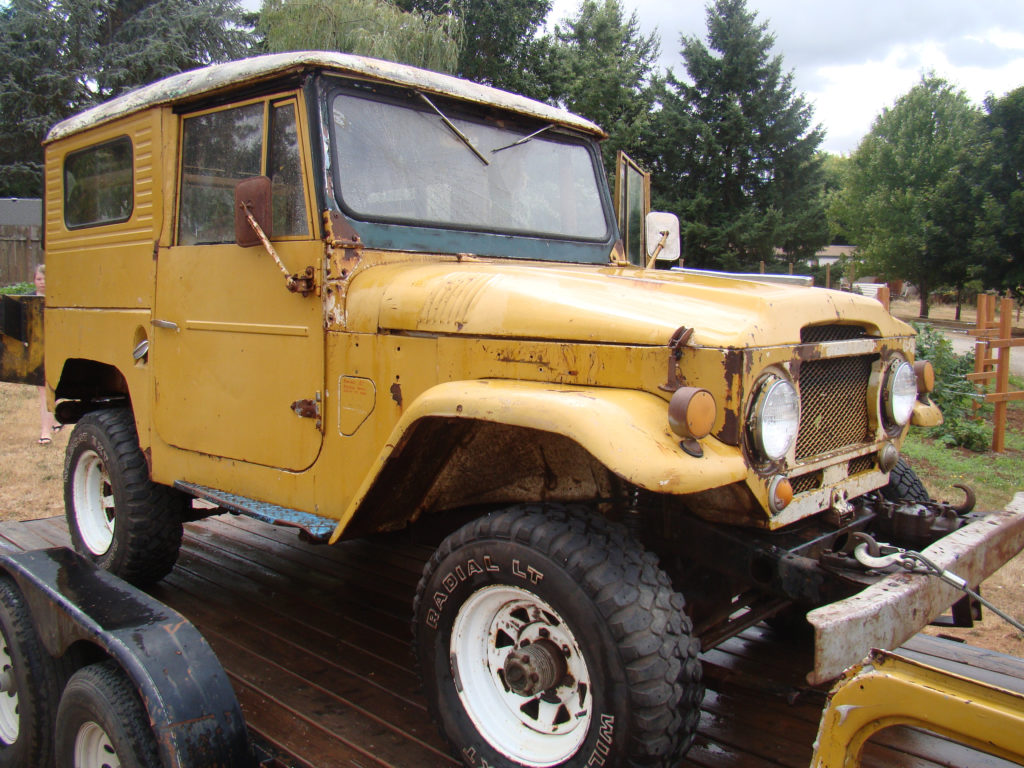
left=64, top=137, right=133, bottom=228
left=178, top=102, right=264, bottom=245
left=269, top=102, right=309, bottom=237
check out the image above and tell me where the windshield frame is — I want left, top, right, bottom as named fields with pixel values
left=318, top=77, right=618, bottom=263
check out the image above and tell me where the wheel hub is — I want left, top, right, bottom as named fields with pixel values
left=502, top=639, right=567, bottom=697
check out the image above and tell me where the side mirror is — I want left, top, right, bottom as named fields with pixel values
left=645, top=211, right=680, bottom=265
left=234, top=176, right=272, bottom=247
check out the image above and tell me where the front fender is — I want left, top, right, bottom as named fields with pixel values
left=330, top=379, right=747, bottom=542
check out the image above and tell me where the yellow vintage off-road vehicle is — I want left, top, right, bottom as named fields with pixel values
left=4, top=52, right=1023, bottom=768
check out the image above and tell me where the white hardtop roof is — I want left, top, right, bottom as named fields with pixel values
left=46, top=51, right=605, bottom=143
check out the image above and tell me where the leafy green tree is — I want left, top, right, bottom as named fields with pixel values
left=972, top=87, right=1024, bottom=301
left=642, top=0, right=827, bottom=271
left=541, top=0, right=659, bottom=173
left=394, top=0, right=550, bottom=93
left=260, top=0, right=462, bottom=73
left=838, top=75, right=981, bottom=318
left=0, top=0, right=255, bottom=197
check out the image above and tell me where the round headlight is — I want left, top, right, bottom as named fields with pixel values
left=884, top=361, right=917, bottom=426
left=751, top=378, right=799, bottom=461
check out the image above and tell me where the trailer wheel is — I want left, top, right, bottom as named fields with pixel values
left=0, top=578, right=62, bottom=768
left=55, top=661, right=160, bottom=768
left=881, top=458, right=930, bottom=503
left=413, top=505, right=703, bottom=768
left=64, top=408, right=185, bottom=587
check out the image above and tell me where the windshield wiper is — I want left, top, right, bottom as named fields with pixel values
left=417, top=92, right=489, bottom=166
left=491, top=124, right=554, bottom=154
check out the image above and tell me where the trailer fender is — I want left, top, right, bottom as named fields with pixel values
left=0, top=547, right=252, bottom=768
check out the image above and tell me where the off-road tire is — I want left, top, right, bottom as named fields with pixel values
left=64, top=408, right=185, bottom=587
left=0, top=577, right=63, bottom=768
left=413, top=504, right=703, bottom=768
left=55, top=661, right=160, bottom=768
left=880, top=458, right=930, bottom=503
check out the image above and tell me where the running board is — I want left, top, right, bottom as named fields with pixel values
left=175, top=482, right=336, bottom=543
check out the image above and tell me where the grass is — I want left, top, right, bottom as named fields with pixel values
left=901, top=387, right=1024, bottom=513
left=0, top=382, right=70, bottom=521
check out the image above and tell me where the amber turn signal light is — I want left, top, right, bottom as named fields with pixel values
left=914, top=360, right=935, bottom=393
left=668, top=387, right=716, bottom=440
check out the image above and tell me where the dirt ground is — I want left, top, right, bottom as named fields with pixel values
left=1, top=380, right=1022, bottom=657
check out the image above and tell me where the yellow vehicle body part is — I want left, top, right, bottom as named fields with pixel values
left=911, top=398, right=944, bottom=427
left=329, top=378, right=748, bottom=543
left=0, top=295, right=44, bottom=386
left=812, top=648, right=1024, bottom=767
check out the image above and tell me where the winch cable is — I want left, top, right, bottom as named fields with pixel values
left=853, top=542, right=1024, bottom=635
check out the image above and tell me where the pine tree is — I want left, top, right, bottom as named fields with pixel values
left=643, top=0, right=826, bottom=271
left=546, top=0, right=659, bottom=174
left=0, top=0, right=255, bottom=197
left=394, top=0, right=551, bottom=94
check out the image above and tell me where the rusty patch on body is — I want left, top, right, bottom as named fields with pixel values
left=390, top=382, right=403, bottom=406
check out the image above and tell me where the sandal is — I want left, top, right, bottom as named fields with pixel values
left=37, top=436, right=52, bottom=445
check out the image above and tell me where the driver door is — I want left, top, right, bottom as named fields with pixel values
left=152, top=95, right=324, bottom=472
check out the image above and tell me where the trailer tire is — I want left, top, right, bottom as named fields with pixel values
left=413, top=504, right=703, bottom=768
left=64, top=408, right=185, bottom=587
left=55, top=661, right=160, bottom=768
left=0, top=577, right=62, bottom=768
left=880, top=458, right=930, bottom=503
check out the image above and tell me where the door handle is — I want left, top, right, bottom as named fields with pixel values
left=152, top=319, right=179, bottom=330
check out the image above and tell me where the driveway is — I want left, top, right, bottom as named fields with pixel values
left=941, top=328, right=1024, bottom=378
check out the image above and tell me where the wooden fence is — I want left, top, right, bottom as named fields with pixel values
left=967, top=295, right=1024, bottom=452
left=0, top=224, right=43, bottom=285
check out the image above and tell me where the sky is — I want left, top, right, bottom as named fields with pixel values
left=547, top=0, right=1024, bottom=154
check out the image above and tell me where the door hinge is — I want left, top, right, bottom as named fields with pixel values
left=291, top=392, right=322, bottom=430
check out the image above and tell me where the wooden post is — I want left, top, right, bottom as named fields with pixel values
left=876, top=285, right=890, bottom=312
left=788, top=262, right=793, bottom=275
left=993, top=298, right=1013, bottom=452
left=759, top=261, right=765, bottom=274
left=825, top=263, right=831, bottom=289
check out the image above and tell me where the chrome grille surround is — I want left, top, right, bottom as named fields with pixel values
left=795, top=354, right=877, bottom=461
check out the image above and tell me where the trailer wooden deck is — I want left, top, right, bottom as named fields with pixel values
left=1, top=514, right=1020, bottom=768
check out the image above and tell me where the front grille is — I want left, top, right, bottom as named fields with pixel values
left=848, top=454, right=875, bottom=476
left=795, top=355, right=876, bottom=460
left=790, top=471, right=822, bottom=495
left=801, top=324, right=868, bottom=343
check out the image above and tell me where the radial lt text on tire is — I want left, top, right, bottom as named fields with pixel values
left=64, top=408, right=186, bottom=587
left=413, top=504, right=703, bottom=768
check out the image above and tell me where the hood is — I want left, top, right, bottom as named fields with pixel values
left=345, top=261, right=913, bottom=348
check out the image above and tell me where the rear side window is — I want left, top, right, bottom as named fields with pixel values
left=63, top=137, right=133, bottom=228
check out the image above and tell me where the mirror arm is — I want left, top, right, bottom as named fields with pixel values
left=239, top=202, right=316, bottom=296
left=646, top=229, right=670, bottom=269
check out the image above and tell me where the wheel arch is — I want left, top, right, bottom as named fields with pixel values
left=333, top=380, right=748, bottom=541
left=54, top=357, right=130, bottom=403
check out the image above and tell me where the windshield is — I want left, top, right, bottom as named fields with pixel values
left=329, top=90, right=610, bottom=241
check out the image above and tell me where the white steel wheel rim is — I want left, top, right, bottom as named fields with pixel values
left=73, top=720, right=120, bottom=768
left=0, top=632, right=19, bottom=745
left=73, top=450, right=115, bottom=556
left=451, top=585, right=592, bottom=767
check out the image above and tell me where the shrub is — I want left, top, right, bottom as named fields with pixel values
left=0, top=282, right=34, bottom=295
left=912, top=322, right=990, bottom=451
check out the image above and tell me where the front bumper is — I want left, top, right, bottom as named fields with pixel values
left=806, top=493, right=1024, bottom=685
